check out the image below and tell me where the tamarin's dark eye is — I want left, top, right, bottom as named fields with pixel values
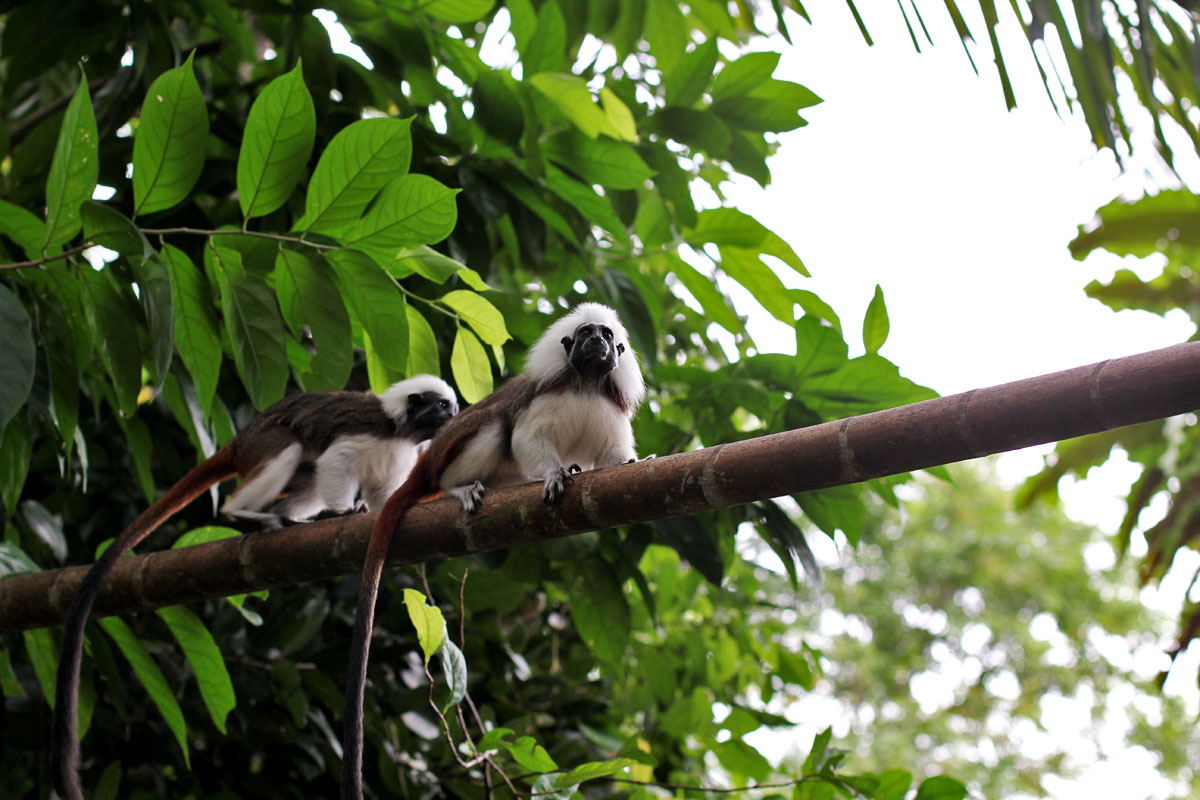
left=439, top=400, right=449, bottom=409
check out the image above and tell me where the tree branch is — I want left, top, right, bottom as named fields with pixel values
left=2, top=342, right=1199, bottom=633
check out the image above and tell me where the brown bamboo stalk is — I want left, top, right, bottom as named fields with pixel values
left=2, top=341, right=1199, bottom=634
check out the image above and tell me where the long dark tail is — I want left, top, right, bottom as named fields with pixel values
left=52, top=448, right=237, bottom=800
left=341, top=454, right=433, bottom=800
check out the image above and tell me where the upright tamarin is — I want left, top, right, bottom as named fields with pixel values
left=52, top=375, right=458, bottom=800
left=341, top=303, right=646, bottom=799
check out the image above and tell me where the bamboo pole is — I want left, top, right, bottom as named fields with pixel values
left=2, top=341, right=1198, bottom=634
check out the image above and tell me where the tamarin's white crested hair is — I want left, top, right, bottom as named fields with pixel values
left=527, top=302, right=646, bottom=412
left=380, top=374, right=457, bottom=421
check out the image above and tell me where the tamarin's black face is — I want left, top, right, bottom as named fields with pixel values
left=562, top=322, right=625, bottom=378
left=406, top=391, right=458, bottom=439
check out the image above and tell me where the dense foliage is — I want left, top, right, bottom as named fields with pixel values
left=0, top=1, right=957, bottom=798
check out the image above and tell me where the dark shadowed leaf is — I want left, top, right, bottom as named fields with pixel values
left=0, top=284, right=35, bottom=430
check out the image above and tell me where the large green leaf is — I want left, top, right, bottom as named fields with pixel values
left=529, top=73, right=626, bottom=139
left=666, top=254, right=743, bottom=335
left=440, top=289, right=509, bottom=346
left=298, top=117, right=413, bottom=234
left=450, top=326, right=491, bottom=403
left=132, top=52, right=210, bottom=217
left=156, top=605, right=236, bottom=734
left=543, top=165, right=629, bottom=240
left=337, top=173, right=459, bottom=253
left=238, top=62, right=316, bottom=219
left=274, top=249, right=352, bottom=392
left=401, top=588, right=445, bottom=667
left=664, top=39, right=718, bottom=108
left=0, top=199, right=46, bottom=260
left=98, top=617, right=190, bottom=766
left=406, top=305, right=441, bottom=377
left=0, top=416, right=33, bottom=516
left=567, top=559, right=630, bottom=665
left=160, top=244, right=221, bottom=417
left=131, top=253, right=175, bottom=388
left=424, top=0, right=495, bottom=23
left=325, top=248, right=408, bottom=373
left=43, top=71, right=98, bottom=248
left=79, top=266, right=141, bottom=417
left=213, top=246, right=288, bottom=411
left=719, top=246, right=793, bottom=324
left=862, top=284, right=889, bottom=355
left=0, top=283, right=35, bottom=430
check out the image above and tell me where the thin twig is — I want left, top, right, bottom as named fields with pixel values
left=0, top=227, right=339, bottom=271
left=0, top=245, right=89, bottom=270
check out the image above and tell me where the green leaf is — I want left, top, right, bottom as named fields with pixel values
left=711, top=51, right=782, bottom=102
left=133, top=52, right=210, bottom=217
left=79, top=266, right=141, bottom=418
left=712, top=80, right=818, bottom=132
left=338, top=173, right=459, bottom=252
left=544, top=165, right=629, bottom=240
left=862, top=284, right=889, bottom=355
left=876, top=769, right=913, bottom=800
left=719, top=246, right=793, bottom=324
left=132, top=253, right=175, bottom=388
left=406, top=305, right=441, bottom=378
left=22, top=627, right=56, bottom=706
left=43, top=70, right=99, bottom=248
left=0, top=648, right=27, bottom=698
left=425, top=0, right=495, bottom=23
left=450, top=326, right=492, bottom=403
left=529, top=73, right=623, bottom=139
left=665, top=39, right=718, bottom=108
left=689, top=207, right=770, bottom=248
left=441, top=637, right=467, bottom=711
left=667, top=255, right=743, bottom=335
left=0, top=283, right=35, bottom=430
left=914, top=775, right=968, bottom=800
left=238, top=62, right=316, bottom=219
left=803, top=727, right=832, bottom=774
left=161, top=244, right=221, bottom=417
left=298, top=117, right=413, bottom=234
left=567, top=559, right=630, bottom=664
left=600, top=87, right=637, bottom=142
left=504, top=735, right=559, bottom=772
left=645, top=0, right=688, bottom=75
left=156, top=605, right=236, bottom=734
left=274, top=249, right=352, bottom=392
left=544, top=130, right=657, bottom=189
left=402, top=588, right=445, bottom=667
left=478, top=726, right=514, bottom=751
left=213, top=247, right=288, bottom=411
left=714, top=739, right=771, bottom=780
left=441, top=289, right=510, bottom=346
left=98, top=617, right=190, bottom=766
left=0, top=199, right=46, bottom=259
left=93, top=761, right=122, bottom=800
left=521, top=0, right=566, bottom=74
left=326, top=248, right=408, bottom=373
left=554, top=758, right=638, bottom=789
left=81, top=201, right=150, bottom=262
left=0, top=415, right=33, bottom=515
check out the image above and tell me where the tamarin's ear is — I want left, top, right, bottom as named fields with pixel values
left=617, top=343, right=625, bottom=355
left=561, top=336, right=573, bottom=354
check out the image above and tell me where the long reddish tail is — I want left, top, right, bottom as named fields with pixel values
left=52, top=448, right=237, bottom=800
left=341, top=454, right=434, bottom=800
